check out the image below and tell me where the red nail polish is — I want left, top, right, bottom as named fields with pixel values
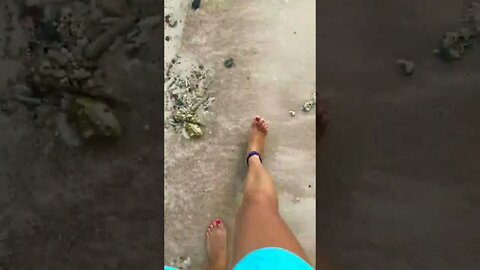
left=215, top=219, right=222, bottom=225
left=255, top=116, right=260, bottom=121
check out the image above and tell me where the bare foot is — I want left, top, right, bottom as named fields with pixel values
left=247, top=116, right=269, bottom=157
left=206, top=219, right=227, bottom=270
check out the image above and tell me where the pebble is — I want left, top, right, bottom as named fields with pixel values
left=224, top=58, right=235, bottom=68
left=396, top=59, right=415, bottom=76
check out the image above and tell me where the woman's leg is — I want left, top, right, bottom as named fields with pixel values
left=232, top=117, right=310, bottom=265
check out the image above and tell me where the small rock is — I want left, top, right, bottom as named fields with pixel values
left=289, top=110, right=296, bottom=117
left=165, top=36, right=170, bottom=41
left=396, top=59, right=415, bottom=76
left=224, top=58, right=235, bottom=68
left=301, top=93, right=316, bottom=112
left=165, top=15, right=178, bottom=28
left=171, top=256, right=192, bottom=270
left=436, top=28, right=475, bottom=61
left=192, top=0, right=202, bottom=10
left=186, top=123, right=203, bottom=138
left=68, top=97, right=121, bottom=139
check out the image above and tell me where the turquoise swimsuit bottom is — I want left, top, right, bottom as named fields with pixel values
left=165, top=247, right=313, bottom=270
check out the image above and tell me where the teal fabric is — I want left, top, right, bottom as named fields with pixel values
left=233, top=247, right=314, bottom=270
left=165, top=247, right=313, bottom=270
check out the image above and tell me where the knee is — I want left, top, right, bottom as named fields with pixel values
left=242, top=189, right=278, bottom=208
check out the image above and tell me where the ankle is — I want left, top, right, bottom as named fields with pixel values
left=247, top=155, right=262, bottom=166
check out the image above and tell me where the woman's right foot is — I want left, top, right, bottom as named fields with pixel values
left=247, top=116, right=269, bottom=156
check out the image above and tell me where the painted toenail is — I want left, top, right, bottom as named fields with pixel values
left=215, top=219, right=222, bottom=225
left=255, top=116, right=260, bottom=121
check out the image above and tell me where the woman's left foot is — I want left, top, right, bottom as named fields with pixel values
left=206, top=219, right=228, bottom=270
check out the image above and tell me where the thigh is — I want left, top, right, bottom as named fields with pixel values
left=232, top=200, right=310, bottom=266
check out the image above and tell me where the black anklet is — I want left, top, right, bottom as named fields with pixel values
left=246, top=151, right=262, bottom=166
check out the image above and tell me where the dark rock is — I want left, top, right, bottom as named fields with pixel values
left=165, top=14, right=177, bottom=27
left=192, top=0, right=201, bottom=10
left=224, top=58, right=235, bottom=68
